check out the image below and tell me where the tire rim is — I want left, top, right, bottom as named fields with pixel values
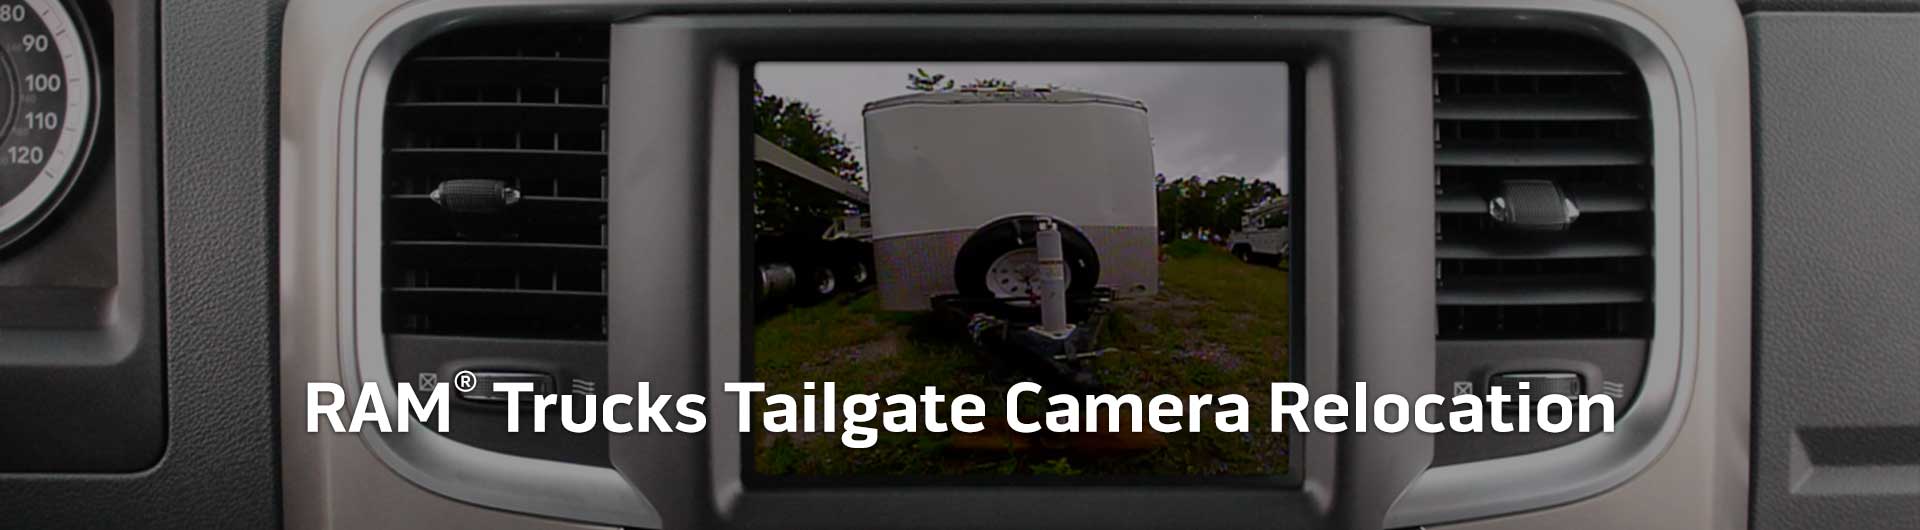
left=814, top=268, right=837, bottom=295
left=850, top=262, right=870, bottom=284
left=984, top=249, right=1069, bottom=306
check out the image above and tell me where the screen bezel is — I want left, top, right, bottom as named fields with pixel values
left=740, top=60, right=1305, bottom=489
left=609, top=14, right=1436, bottom=528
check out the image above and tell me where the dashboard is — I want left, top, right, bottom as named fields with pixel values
left=0, top=1, right=1912, bottom=529
left=0, top=0, right=97, bottom=249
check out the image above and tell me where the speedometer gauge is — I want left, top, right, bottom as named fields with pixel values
left=0, top=0, right=94, bottom=249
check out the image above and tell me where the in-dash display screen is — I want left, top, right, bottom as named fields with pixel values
left=746, top=61, right=1293, bottom=479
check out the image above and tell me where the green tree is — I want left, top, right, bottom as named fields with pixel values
left=1154, top=174, right=1285, bottom=241
left=1203, top=176, right=1284, bottom=237
left=905, top=68, right=1034, bottom=92
left=753, top=83, right=864, bottom=238
left=905, top=68, right=955, bottom=92
left=962, top=77, right=1022, bottom=90
left=1176, top=177, right=1216, bottom=239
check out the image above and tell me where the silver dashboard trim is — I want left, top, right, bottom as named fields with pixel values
left=1384, top=5, right=1694, bottom=527
left=311, top=2, right=660, bottom=527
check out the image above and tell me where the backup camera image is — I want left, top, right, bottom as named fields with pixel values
left=749, top=62, right=1293, bottom=477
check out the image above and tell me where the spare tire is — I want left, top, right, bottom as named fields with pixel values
left=953, top=216, right=1100, bottom=308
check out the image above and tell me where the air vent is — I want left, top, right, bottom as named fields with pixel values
left=383, top=26, right=610, bottom=340
left=1433, top=29, right=1652, bottom=340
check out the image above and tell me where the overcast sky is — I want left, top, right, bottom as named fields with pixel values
left=755, top=62, right=1290, bottom=190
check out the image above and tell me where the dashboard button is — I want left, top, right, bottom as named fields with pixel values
left=1489, top=372, right=1583, bottom=399
left=458, top=371, right=554, bottom=403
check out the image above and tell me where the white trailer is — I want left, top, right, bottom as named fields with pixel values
left=862, top=87, right=1160, bottom=311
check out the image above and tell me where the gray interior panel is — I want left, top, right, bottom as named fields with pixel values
left=0, top=0, right=1777, bottom=526
left=0, top=0, right=164, bottom=473
left=0, top=0, right=284, bottom=526
left=272, top=1, right=1752, bottom=529
left=1749, top=12, right=1920, bottom=529
left=1741, top=0, right=1920, bottom=12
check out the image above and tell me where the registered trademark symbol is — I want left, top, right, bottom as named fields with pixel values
left=453, top=370, right=478, bottom=392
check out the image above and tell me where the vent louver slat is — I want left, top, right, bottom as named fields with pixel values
left=1434, top=95, right=1641, bottom=121
left=1433, top=51, right=1627, bottom=76
left=389, top=102, right=611, bottom=132
left=404, top=56, right=611, bottom=82
left=386, top=241, right=609, bottom=266
left=1436, top=144, right=1646, bottom=167
left=1436, top=234, right=1646, bottom=260
left=1436, top=275, right=1648, bottom=306
left=1440, top=186, right=1646, bottom=213
left=1434, top=29, right=1652, bottom=340
left=383, top=26, right=611, bottom=341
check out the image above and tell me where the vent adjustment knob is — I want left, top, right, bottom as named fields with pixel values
left=429, top=179, right=522, bottom=215
left=1488, top=179, right=1580, bottom=231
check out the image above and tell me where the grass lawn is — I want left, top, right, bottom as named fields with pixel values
left=751, top=239, right=1291, bottom=477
